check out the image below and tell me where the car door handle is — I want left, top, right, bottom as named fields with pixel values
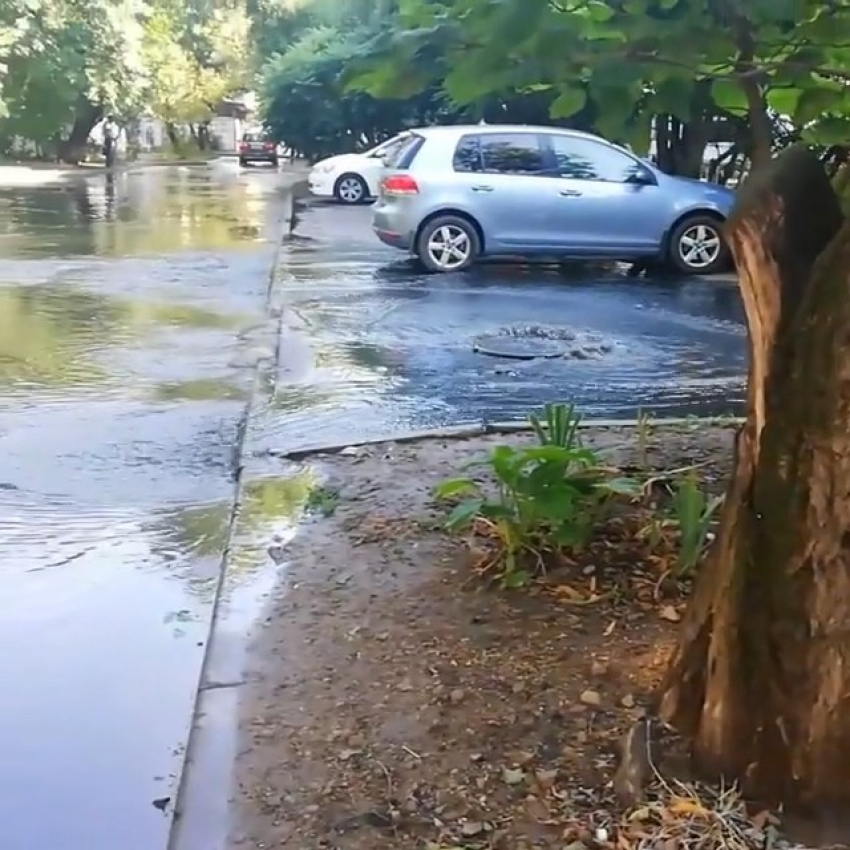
left=471, top=185, right=494, bottom=192
left=559, top=188, right=582, bottom=197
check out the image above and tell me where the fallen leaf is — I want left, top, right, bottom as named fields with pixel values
left=668, top=797, right=708, bottom=816
left=604, top=620, right=617, bottom=636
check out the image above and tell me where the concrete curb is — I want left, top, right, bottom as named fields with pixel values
left=166, top=201, right=294, bottom=850
left=275, top=415, right=744, bottom=461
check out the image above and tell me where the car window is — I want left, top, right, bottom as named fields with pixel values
left=546, top=135, right=644, bottom=183
left=453, top=135, right=483, bottom=173
left=479, top=133, right=546, bottom=175
left=372, top=136, right=404, bottom=158
left=383, top=134, right=423, bottom=169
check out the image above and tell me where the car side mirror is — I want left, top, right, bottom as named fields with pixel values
left=631, top=165, right=657, bottom=186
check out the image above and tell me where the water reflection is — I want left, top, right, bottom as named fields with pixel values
left=0, top=166, right=271, bottom=258
left=0, top=164, right=288, bottom=850
left=0, top=283, right=248, bottom=397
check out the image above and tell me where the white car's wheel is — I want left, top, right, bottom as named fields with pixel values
left=333, top=173, right=369, bottom=205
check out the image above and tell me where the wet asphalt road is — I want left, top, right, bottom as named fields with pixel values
left=0, top=166, right=747, bottom=850
left=259, top=200, right=746, bottom=455
left=0, top=162, right=295, bottom=850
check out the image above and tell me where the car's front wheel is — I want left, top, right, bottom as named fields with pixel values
left=334, top=173, right=369, bottom=205
left=668, top=215, right=728, bottom=275
left=416, top=215, right=480, bottom=273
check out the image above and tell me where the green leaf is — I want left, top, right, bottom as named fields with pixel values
left=599, top=476, right=643, bottom=496
left=549, top=86, right=587, bottom=119
left=766, top=86, right=801, bottom=117
left=710, top=79, right=747, bottom=114
left=502, top=568, right=531, bottom=589
left=794, top=86, right=849, bottom=124
left=445, top=499, right=484, bottom=530
left=652, top=76, right=694, bottom=119
left=434, top=478, right=479, bottom=499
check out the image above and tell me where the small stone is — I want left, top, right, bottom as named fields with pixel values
left=503, top=767, right=526, bottom=785
left=340, top=446, right=359, bottom=456
left=580, top=689, right=602, bottom=707
left=659, top=605, right=682, bottom=623
left=512, top=750, right=535, bottom=766
left=621, top=694, right=636, bottom=708
left=338, top=749, right=360, bottom=761
left=461, top=821, right=485, bottom=837
left=590, top=659, right=609, bottom=677
left=563, top=842, right=587, bottom=850
left=449, top=688, right=466, bottom=704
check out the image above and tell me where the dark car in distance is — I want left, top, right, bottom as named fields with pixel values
left=239, top=133, right=279, bottom=168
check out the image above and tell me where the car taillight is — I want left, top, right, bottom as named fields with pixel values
left=263, top=142, right=274, bottom=150
left=239, top=142, right=249, bottom=151
left=382, top=174, right=419, bottom=195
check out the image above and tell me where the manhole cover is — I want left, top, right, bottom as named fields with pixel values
left=473, top=333, right=567, bottom=360
left=473, top=325, right=616, bottom=361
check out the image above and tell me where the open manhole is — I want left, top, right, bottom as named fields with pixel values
left=473, top=325, right=614, bottom=360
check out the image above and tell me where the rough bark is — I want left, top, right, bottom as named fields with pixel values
left=657, top=145, right=850, bottom=809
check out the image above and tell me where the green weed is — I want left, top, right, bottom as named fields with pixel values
left=435, top=404, right=640, bottom=588
left=305, top=484, right=340, bottom=517
left=671, top=474, right=723, bottom=574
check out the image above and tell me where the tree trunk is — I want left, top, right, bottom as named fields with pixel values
left=165, top=122, right=180, bottom=149
left=59, top=100, right=103, bottom=164
left=740, top=77, right=772, bottom=169
left=656, top=146, right=850, bottom=809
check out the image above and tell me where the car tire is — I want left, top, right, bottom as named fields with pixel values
left=668, top=214, right=728, bottom=275
left=416, top=215, right=481, bottom=273
left=334, top=173, right=369, bottom=205
left=271, top=157, right=279, bottom=168
left=239, top=158, right=248, bottom=167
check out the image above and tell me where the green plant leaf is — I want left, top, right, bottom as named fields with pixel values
left=445, top=499, right=484, bottom=530
left=550, top=86, right=587, bottom=118
left=502, top=568, right=531, bottom=588
left=710, top=79, right=747, bottom=114
left=434, top=478, right=479, bottom=498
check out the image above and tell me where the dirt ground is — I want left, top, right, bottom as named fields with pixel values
left=229, top=423, right=739, bottom=850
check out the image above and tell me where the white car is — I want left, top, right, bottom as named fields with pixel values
left=307, top=134, right=409, bottom=205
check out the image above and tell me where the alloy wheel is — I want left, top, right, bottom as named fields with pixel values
left=337, top=176, right=364, bottom=203
left=426, top=225, right=472, bottom=270
left=677, top=223, right=722, bottom=270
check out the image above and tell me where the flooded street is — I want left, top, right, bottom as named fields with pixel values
left=0, top=165, right=748, bottom=850
left=260, top=201, right=746, bottom=455
left=0, top=163, right=296, bottom=850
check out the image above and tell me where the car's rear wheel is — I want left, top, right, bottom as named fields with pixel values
left=416, top=215, right=480, bottom=273
left=239, top=158, right=248, bottom=167
left=668, top=214, right=727, bottom=275
left=334, top=173, right=368, bottom=205
left=271, top=157, right=279, bottom=168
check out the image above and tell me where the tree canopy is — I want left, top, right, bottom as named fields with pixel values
left=0, top=0, right=251, bottom=160
left=255, top=0, right=850, bottom=172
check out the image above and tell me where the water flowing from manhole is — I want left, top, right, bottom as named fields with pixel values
left=472, top=325, right=614, bottom=360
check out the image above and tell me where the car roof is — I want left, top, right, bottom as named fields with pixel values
left=408, top=124, right=604, bottom=143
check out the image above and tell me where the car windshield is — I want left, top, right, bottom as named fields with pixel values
left=243, top=133, right=269, bottom=142
left=369, top=135, right=407, bottom=158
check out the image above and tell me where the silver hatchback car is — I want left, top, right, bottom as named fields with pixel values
left=372, top=124, right=736, bottom=274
